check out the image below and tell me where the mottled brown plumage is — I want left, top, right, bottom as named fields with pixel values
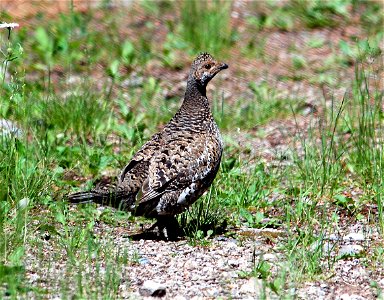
left=68, top=53, right=228, bottom=239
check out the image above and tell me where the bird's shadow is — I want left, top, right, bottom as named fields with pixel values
left=126, top=219, right=227, bottom=242
left=126, top=231, right=182, bottom=242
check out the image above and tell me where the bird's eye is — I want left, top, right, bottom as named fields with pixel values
left=204, top=64, right=211, bottom=69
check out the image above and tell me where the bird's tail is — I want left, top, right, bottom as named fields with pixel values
left=67, top=188, right=131, bottom=210
left=67, top=190, right=108, bottom=204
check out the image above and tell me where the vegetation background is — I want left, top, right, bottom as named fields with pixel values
left=0, top=0, right=383, bottom=298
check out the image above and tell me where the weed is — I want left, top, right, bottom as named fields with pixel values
left=292, top=55, right=307, bottom=70
left=343, top=62, right=384, bottom=231
left=291, top=95, right=346, bottom=198
left=247, top=0, right=352, bottom=31
left=307, top=36, right=326, bottom=49
left=179, top=184, right=227, bottom=243
left=216, top=80, right=304, bottom=130
left=179, top=0, right=236, bottom=55
left=291, top=0, right=350, bottom=28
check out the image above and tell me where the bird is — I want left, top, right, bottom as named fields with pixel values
left=68, top=52, right=228, bottom=240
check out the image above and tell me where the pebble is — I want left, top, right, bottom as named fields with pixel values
left=228, top=259, right=240, bottom=267
left=379, top=278, right=384, bottom=288
left=66, top=75, right=82, bottom=85
left=21, top=218, right=382, bottom=299
left=239, top=277, right=263, bottom=293
left=0, top=119, right=23, bottom=137
left=139, top=280, right=166, bottom=297
left=301, top=103, right=318, bottom=116
left=214, top=236, right=227, bottom=242
left=343, top=233, right=365, bottom=242
left=328, top=233, right=339, bottom=241
left=338, top=245, right=364, bottom=257
left=138, top=257, right=150, bottom=265
left=18, top=197, right=30, bottom=209
left=121, top=73, right=143, bottom=88
left=263, top=253, right=276, bottom=261
left=303, top=284, right=326, bottom=299
left=337, top=293, right=366, bottom=300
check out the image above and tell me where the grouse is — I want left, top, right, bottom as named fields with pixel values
left=68, top=53, right=228, bottom=240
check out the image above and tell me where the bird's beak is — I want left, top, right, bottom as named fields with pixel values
left=204, top=62, right=228, bottom=84
left=212, top=63, right=228, bottom=77
left=219, top=63, right=228, bottom=70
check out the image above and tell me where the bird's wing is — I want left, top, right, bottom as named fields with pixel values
left=118, top=132, right=162, bottom=183
left=136, top=135, right=222, bottom=204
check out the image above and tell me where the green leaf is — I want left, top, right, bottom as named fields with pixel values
left=108, top=60, right=120, bottom=78
left=121, top=40, right=135, bottom=62
left=9, top=246, right=24, bottom=265
left=339, top=40, right=353, bottom=57
left=35, top=27, right=51, bottom=51
left=334, top=194, right=354, bottom=208
left=307, top=37, right=325, bottom=48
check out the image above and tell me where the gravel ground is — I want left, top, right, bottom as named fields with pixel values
left=20, top=218, right=383, bottom=300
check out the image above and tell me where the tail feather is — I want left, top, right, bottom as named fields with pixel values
left=67, top=189, right=135, bottom=211
left=67, top=191, right=107, bottom=204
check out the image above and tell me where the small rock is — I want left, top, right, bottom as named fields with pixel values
left=300, top=103, right=318, bottom=116
left=27, top=272, right=39, bottom=283
left=301, top=284, right=326, bottom=299
left=337, top=293, right=366, bottom=300
left=121, top=73, right=143, bottom=88
left=263, top=253, right=276, bottom=261
left=339, top=245, right=364, bottom=257
left=41, top=232, right=51, bottom=241
left=239, top=277, right=263, bottom=293
left=138, top=257, right=150, bottom=265
left=214, top=236, right=227, bottom=242
left=228, top=259, right=239, bottom=267
left=66, top=75, right=82, bottom=85
left=328, top=233, right=339, bottom=241
left=343, top=233, right=365, bottom=242
left=184, top=259, right=198, bottom=270
left=206, top=287, right=219, bottom=297
left=18, top=197, right=30, bottom=209
left=311, top=240, right=335, bottom=253
left=139, top=280, right=166, bottom=297
left=379, top=278, right=384, bottom=288
left=0, top=119, right=23, bottom=137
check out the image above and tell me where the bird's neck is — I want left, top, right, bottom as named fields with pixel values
left=165, top=76, right=217, bottom=134
left=180, top=76, right=210, bottom=113
left=165, top=76, right=213, bottom=133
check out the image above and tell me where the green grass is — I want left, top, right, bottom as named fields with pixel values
left=265, top=61, right=383, bottom=286
left=0, top=0, right=383, bottom=298
left=179, top=0, right=236, bottom=55
left=213, top=80, right=307, bottom=130
left=247, top=0, right=352, bottom=31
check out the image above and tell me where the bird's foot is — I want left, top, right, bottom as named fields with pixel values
left=129, top=216, right=183, bottom=241
left=156, top=215, right=183, bottom=241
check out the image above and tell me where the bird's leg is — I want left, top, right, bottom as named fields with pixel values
left=155, top=215, right=182, bottom=241
left=129, top=216, right=183, bottom=241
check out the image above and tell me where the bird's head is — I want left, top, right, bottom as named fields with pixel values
left=190, top=52, right=228, bottom=87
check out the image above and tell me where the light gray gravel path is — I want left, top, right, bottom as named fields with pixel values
left=19, top=219, right=382, bottom=299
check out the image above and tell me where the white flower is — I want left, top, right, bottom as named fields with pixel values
left=0, top=23, right=19, bottom=29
